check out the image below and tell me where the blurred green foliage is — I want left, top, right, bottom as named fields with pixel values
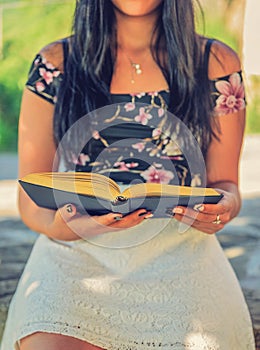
left=195, top=3, right=239, bottom=52
left=0, top=0, right=74, bottom=151
left=0, top=0, right=259, bottom=151
left=244, top=76, right=260, bottom=133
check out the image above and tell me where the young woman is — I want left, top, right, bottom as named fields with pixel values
left=1, top=1, right=255, bottom=349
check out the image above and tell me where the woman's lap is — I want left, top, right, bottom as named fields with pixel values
left=0, top=223, right=255, bottom=349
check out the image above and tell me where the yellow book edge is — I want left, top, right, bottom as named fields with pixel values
left=19, top=172, right=220, bottom=202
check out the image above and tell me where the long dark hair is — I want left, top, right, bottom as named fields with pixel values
left=54, top=0, right=215, bottom=157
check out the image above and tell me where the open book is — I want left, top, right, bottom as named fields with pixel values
left=19, top=172, right=223, bottom=217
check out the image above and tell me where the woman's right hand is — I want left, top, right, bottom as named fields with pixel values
left=46, top=204, right=152, bottom=241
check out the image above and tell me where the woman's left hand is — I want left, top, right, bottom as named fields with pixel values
left=172, top=189, right=238, bottom=234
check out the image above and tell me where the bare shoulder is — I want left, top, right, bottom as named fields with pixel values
left=208, top=40, right=241, bottom=80
left=39, top=38, right=68, bottom=73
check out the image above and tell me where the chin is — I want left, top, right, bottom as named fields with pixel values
left=111, top=0, right=163, bottom=17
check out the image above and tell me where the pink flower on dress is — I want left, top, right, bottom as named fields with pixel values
left=152, top=128, right=162, bottom=137
left=215, top=73, right=245, bottom=114
left=114, top=162, right=130, bottom=171
left=92, top=130, right=100, bottom=140
left=160, top=155, right=183, bottom=161
left=78, top=153, right=90, bottom=165
left=158, top=108, right=165, bottom=118
left=132, top=142, right=145, bottom=153
left=53, top=70, right=61, bottom=78
left=130, top=92, right=146, bottom=98
left=126, top=162, right=139, bottom=168
left=35, top=81, right=45, bottom=92
left=124, top=102, right=135, bottom=112
left=45, top=62, right=55, bottom=70
left=39, top=68, right=53, bottom=85
left=136, top=92, right=146, bottom=99
left=71, top=153, right=90, bottom=166
left=134, top=107, right=153, bottom=125
left=141, top=165, right=174, bottom=184
left=34, top=57, right=40, bottom=66
left=148, top=91, right=158, bottom=97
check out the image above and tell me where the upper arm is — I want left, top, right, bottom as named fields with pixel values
left=18, top=40, right=65, bottom=178
left=206, top=40, right=246, bottom=186
left=18, top=89, right=58, bottom=178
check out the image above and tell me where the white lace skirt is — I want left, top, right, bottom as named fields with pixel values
left=0, top=219, right=255, bottom=349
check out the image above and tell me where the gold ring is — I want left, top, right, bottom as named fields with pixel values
left=212, top=214, right=221, bottom=225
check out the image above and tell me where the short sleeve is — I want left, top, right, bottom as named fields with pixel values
left=25, top=54, right=63, bottom=104
left=210, top=71, right=246, bottom=116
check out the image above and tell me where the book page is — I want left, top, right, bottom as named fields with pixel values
left=20, top=172, right=121, bottom=201
left=121, top=183, right=220, bottom=199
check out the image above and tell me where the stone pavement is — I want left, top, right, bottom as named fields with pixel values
left=0, top=135, right=260, bottom=348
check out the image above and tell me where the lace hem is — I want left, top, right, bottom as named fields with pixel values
left=15, top=322, right=224, bottom=350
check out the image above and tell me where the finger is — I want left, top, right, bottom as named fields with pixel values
left=109, top=209, right=152, bottom=229
left=65, top=212, right=124, bottom=237
left=192, top=202, right=227, bottom=215
left=173, top=213, right=225, bottom=234
left=91, top=212, right=124, bottom=227
left=59, top=203, right=78, bottom=222
left=176, top=205, right=230, bottom=225
left=124, top=209, right=152, bottom=220
left=137, top=209, right=153, bottom=218
left=172, top=206, right=222, bottom=223
left=92, top=211, right=149, bottom=231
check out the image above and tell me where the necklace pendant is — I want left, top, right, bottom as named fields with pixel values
left=132, top=63, right=142, bottom=75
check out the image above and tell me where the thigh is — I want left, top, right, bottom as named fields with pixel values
left=20, top=332, right=105, bottom=350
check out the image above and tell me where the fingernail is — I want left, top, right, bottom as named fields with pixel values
left=66, top=204, right=73, bottom=213
left=138, top=210, right=148, bottom=217
left=172, top=208, right=183, bottom=214
left=193, top=204, right=204, bottom=212
left=144, top=213, right=154, bottom=219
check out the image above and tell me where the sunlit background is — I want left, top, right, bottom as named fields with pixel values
left=0, top=0, right=74, bottom=151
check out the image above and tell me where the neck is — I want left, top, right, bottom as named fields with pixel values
left=114, top=9, right=160, bottom=53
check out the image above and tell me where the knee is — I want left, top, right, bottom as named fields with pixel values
left=19, top=332, right=105, bottom=350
